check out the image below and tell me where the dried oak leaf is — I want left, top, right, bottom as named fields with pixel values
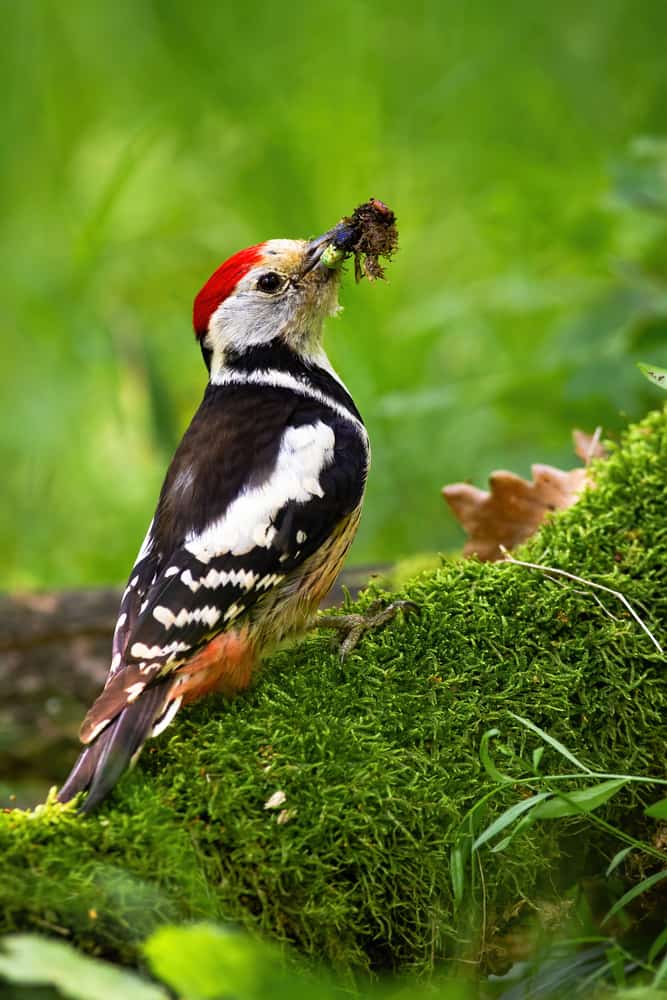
left=442, top=430, right=607, bottom=562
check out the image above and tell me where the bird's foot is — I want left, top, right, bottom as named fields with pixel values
left=318, top=599, right=419, bottom=659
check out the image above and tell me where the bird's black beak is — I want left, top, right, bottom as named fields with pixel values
left=301, top=233, right=330, bottom=275
left=301, top=219, right=361, bottom=276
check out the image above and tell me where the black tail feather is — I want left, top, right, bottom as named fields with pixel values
left=58, top=682, right=171, bottom=813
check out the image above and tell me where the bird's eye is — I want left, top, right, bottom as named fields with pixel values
left=256, top=271, right=284, bottom=294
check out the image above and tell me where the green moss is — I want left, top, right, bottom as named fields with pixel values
left=2, top=408, right=666, bottom=974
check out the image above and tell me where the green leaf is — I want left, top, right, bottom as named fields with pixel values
left=648, top=924, right=667, bottom=965
left=144, top=923, right=272, bottom=1000
left=508, top=713, right=594, bottom=774
left=602, top=870, right=667, bottom=926
left=479, top=728, right=513, bottom=783
left=472, top=793, right=550, bottom=851
left=0, top=935, right=166, bottom=1000
left=638, top=362, right=667, bottom=391
left=531, top=779, right=627, bottom=820
left=645, top=796, right=667, bottom=819
left=488, top=834, right=514, bottom=854
left=606, top=846, right=633, bottom=877
left=488, top=814, right=535, bottom=853
left=653, top=949, right=667, bottom=988
left=606, top=942, right=627, bottom=988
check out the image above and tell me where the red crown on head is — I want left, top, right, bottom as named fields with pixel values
left=193, top=243, right=265, bottom=339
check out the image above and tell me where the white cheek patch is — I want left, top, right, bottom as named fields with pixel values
left=185, top=421, right=335, bottom=562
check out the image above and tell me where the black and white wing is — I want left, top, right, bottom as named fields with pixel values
left=79, top=382, right=368, bottom=742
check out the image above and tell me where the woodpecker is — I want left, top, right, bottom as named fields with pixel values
left=58, top=214, right=381, bottom=813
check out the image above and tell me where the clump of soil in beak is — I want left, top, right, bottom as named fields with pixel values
left=321, top=199, right=399, bottom=281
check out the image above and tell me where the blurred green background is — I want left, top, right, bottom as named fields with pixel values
left=2, top=0, right=667, bottom=589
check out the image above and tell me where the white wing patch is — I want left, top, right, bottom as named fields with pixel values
left=125, top=681, right=146, bottom=703
left=257, top=572, right=284, bottom=590
left=130, top=639, right=191, bottom=660
left=152, top=604, right=222, bottom=630
left=185, top=421, right=335, bottom=563
left=135, top=519, right=155, bottom=563
left=150, top=695, right=183, bottom=738
left=180, top=566, right=259, bottom=593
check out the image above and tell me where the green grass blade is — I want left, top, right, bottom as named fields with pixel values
left=489, top=815, right=534, bottom=853
left=653, top=949, right=667, bottom=988
left=648, top=924, right=667, bottom=966
left=487, top=834, right=513, bottom=854
left=472, top=793, right=550, bottom=851
left=479, top=728, right=514, bottom=783
left=606, top=846, right=633, bottom=877
left=531, top=779, right=627, bottom=820
left=509, top=713, right=594, bottom=774
left=601, top=869, right=667, bottom=926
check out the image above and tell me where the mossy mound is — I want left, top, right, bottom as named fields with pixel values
left=1, top=408, right=666, bottom=974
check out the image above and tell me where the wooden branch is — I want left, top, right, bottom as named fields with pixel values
left=0, top=589, right=119, bottom=777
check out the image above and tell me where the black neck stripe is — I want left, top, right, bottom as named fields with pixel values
left=221, top=340, right=364, bottom=423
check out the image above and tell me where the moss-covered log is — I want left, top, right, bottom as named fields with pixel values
left=1, top=408, right=666, bottom=974
left=0, top=567, right=379, bottom=790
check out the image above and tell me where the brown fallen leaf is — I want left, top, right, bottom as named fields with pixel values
left=442, top=430, right=607, bottom=561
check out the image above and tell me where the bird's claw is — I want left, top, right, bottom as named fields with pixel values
left=318, top=599, right=419, bottom=659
